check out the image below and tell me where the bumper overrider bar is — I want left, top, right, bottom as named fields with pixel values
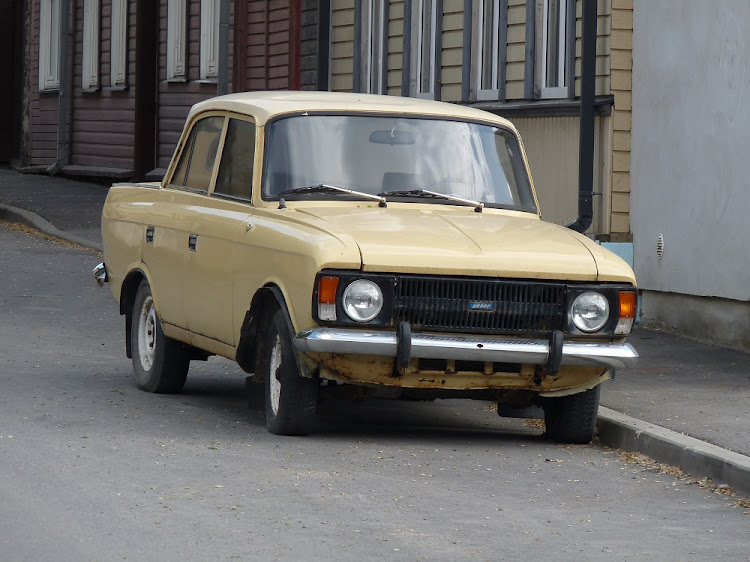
left=294, top=327, right=638, bottom=372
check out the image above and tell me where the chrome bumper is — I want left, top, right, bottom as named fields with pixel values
left=294, top=328, right=638, bottom=370
left=92, top=262, right=108, bottom=287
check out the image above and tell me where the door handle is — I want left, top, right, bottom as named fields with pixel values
left=146, top=226, right=154, bottom=243
left=188, top=233, right=198, bottom=251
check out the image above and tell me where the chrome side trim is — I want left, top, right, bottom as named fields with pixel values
left=93, top=262, right=108, bottom=287
left=294, top=328, right=639, bottom=370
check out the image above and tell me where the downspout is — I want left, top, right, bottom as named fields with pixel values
left=568, top=0, right=597, bottom=233
left=47, top=0, right=72, bottom=176
left=217, top=0, right=231, bottom=95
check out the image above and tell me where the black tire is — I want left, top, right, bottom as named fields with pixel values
left=131, top=280, right=190, bottom=393
left=257, top=307, right=318, bottom=435
left=543, top=385, right=601, bottom=444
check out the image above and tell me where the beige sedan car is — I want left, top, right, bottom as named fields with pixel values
left=94, top=91, right=637, bottom=443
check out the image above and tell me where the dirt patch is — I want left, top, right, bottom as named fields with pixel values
left=614, top=449, right=750, bottom=511
left=0, top=220, right=101, bottom=255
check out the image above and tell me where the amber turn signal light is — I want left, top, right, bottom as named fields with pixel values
left=618, top=291, right=636, bottom=319
left=318, top=276, right=339, bottom=303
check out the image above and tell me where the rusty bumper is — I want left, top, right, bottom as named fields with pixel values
left=294, top=328, right=638, bottom=370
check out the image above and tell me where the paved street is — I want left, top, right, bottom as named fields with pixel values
left=1, top=222, right=748, bottom=560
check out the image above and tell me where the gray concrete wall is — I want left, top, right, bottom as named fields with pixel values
left=641, top=290, right=750, bottom=352
left=631, top=0, right=750, bottom=302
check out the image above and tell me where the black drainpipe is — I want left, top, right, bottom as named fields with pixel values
left=568, top=0, right=597, bottom=233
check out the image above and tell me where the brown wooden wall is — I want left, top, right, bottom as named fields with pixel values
left=27, top=0, right=314, bottom=174
left=70, top=0, right=137, bottom=170
left=156, top=0, right=224, bottom=170
left=29, top=0, right=59, bottom=165
left=234, top=0, right=297, bottom=92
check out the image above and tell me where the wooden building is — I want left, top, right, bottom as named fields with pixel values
left=329, top=0, right=633, bottom=240
left=14, top=0, right=632, bottom=240
left=17, top=0, right=323, bottom=180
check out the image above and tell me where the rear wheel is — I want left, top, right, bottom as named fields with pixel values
left=543, top=385, right=601, bottom=444
left=131, top=280, right=189, bottom=393
left=258, top=308, right=318, bottom=435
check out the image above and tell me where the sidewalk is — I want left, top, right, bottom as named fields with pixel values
left=1, top=165, right=749, bottom=495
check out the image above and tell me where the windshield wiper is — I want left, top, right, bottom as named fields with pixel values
left=378, top=189, right=483, bottom=213
left=278, top=184, right=386, bottom=207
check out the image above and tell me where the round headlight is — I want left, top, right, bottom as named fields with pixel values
left=571, top=291, right=610, bottom=332
left=342, top=280, right=384, bottom=322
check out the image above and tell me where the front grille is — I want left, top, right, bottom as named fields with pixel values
left=394, top=276, right=567, bottom=335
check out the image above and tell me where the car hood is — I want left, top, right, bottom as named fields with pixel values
left=292, top=205, right=634, bottom=283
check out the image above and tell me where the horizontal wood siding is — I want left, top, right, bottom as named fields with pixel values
left=388, top=0, right=404, bottom=96
left=300, top=0, right=319, bottom=89
left=330, top=0, right=354, bottom=91
left=441, top=0, right=463, bottom=101
left=69, top=0, right=137, bottom=170
left=242, top=0, right=292, bottom=91
left=157, top=0, right=219, bottom=169
left=574, top=0, right=611, bottom=97
left=29, top=0, right=58, bottom=165
left=609, top=0, right=631, bottom=234
left=506, top=0, right=526, bottom=100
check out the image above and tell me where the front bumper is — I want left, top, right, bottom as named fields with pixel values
left=294, top=328, right=638, bottom=370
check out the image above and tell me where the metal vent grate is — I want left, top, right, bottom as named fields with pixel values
left=656, top=233, right=664, bottom=259
left=394, top=276, right=567, bottom=335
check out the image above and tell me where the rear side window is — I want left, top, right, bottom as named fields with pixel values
left=214, top=118, right=256, bottom=200
left=171, top=115, right=225, bottom=191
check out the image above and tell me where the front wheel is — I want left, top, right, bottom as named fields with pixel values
left=542, top=385, right=601, bottom=444
left=257, top=308, right=318, bottom=435
left=131, top=280, right=189, bottom=393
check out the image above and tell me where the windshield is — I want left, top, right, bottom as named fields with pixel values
left=262, top=114, right=537, bottom=212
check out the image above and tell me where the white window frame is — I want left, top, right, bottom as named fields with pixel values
left=39, top=0, right=60, bottom=91
left=81, top=0, right=99, bottom=89
left=200, top=0, right=220, bottom=80
left=110, top=0, right=127, bottom=87
left=537, top=0, right=569, bottom=99
left=167, top=0, right=187, bottom=80
left=361, top=0, right=387, bottom=94
left=471, top=0, right=501, bottom=101
left=412, top=0, right=438, bottom=99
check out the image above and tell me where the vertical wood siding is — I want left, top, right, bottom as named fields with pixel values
left=330, top=0, right=354, bottom=92
left=609, top=0, right=631, bottom=234
left=515, top=115, right=608, bottom=233
left=69, top=0, right=137, bottom=170
left=29, top=0, right=59, bottom=165
left=441, top=0, right=463, bottom=101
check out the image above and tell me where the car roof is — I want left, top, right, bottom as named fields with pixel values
left=187, top=91, right=517, bottom=129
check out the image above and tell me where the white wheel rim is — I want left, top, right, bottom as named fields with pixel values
left=137, top=295, right=157, bottom=372
left=269, top=334, right=282, bottom=415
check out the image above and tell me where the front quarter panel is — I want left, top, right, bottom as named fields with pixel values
left=232, top=207, right=363, bottom=337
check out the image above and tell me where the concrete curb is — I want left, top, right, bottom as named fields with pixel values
left=597, top=406, right=750, bottom=497
left=0, top=202, right=102, bottom=253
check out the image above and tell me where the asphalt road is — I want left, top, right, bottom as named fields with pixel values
left=1, top=222, right=748, bottom=561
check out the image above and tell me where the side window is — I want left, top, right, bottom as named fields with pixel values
left=171, top=116, right=225, bottom=191
left=214, top=119, right=256, bottom=200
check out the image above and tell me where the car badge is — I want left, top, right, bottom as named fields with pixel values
left=468, top=301, right=495, bottom=312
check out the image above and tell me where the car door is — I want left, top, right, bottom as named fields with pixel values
left=182, top=116, right=256, bottom=346
left=143, top=113, right=226, bottom=331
